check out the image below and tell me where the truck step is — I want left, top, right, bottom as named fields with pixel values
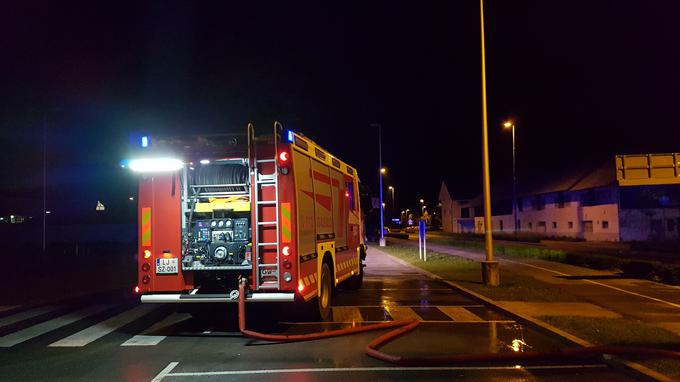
left=258, top=282, right=280, bottom=289
left=257, top=242, right=277, bottom=246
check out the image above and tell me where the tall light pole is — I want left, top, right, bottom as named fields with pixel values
left=480, top=0, right=499, bottom=286
left=372, top=123, right=386, bottom=247
left=503, top=121, right=517, bottom=234
left=42, top=117, right=47, bottom=257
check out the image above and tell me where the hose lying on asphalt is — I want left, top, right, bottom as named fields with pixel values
left=237, top=283, right=413, bottom=342
left=237, top=283, right=680, bottom=365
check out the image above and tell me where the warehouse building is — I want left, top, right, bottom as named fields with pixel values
left=439, top=156, right=680, bottom=242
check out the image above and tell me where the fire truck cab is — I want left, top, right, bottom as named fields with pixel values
left=129, top=123, right=365, bottom=320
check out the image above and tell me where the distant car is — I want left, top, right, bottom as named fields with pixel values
left=404, top=226, right=417, bottom=233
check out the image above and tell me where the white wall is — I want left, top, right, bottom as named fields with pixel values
left=516, top=202, right=581, bottom=238
left=582, top=204, right=620, bottom=241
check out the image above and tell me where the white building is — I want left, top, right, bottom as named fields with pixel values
left=439, top=162, right=680, bottom=242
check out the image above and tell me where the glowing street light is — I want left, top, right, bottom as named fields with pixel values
left=380, top=167, right=387, bottom=174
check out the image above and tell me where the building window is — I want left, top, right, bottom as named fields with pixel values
left=500, top=220, right=504, bottom=231
left=557, top=192, right=565, bottom=208
left=667, top=219, right=676, bottom=232
left=568, top=221, right=574, bottom=229
left=602, top=220, right=609, bottom=229
left=552, top=222, right=557, bottom=229
left=528, top=222, right=533, bottom=229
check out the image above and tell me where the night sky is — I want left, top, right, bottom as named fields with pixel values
left=2, top=1, right=680, bottom=222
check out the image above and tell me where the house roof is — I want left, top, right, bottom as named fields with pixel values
left=522, top=160, right=616, bottom=196
left=441, top=160, right=617, bottom=207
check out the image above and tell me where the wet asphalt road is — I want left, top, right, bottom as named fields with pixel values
left=0, top=247, right=634, bottom=381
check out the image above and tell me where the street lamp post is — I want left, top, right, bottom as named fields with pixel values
left=503, top=121, right=517, bottom=234
left=480, top=0, right=499, bottom=286
left=372, top=123, right=386, bottom=247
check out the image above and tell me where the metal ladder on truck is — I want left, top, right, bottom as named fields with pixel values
left=250, top=122, right=282, bottom=290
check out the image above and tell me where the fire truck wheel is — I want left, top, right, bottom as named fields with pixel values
left=318, top=262, right=333, bottom=321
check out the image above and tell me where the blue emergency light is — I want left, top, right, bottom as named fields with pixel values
left=286, top=130, right=294, bottom=143
left=141, top=136, right=150, bottom=148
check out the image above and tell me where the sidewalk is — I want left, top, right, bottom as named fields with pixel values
left=390, top=237, right=680, bottom=336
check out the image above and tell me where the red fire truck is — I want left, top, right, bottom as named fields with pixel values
left=128, top=123, right=365, bottom=320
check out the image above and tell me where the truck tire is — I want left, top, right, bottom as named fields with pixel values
left=318, top=262, right=333, bottom=321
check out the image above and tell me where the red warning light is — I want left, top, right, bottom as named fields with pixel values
left=282, top=246, right=291, bottom=256
left=134, top=286, right=140, bottom=293
left=279, top=151, right=289, bottom=162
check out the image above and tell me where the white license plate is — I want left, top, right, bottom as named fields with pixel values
left=260, top=269, right=277, bottom=277
left=156, top=258, right=178, bottom=274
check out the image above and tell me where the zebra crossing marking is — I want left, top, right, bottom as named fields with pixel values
left=0, top=305, right=61, bottom=330
left=49, top=304, right=157, bottom=347
left=384, top=306, right=422, bottom=321
left=0, top=304, right=113, bottom=347
left=438, top=306, right=484, bottom=322
left=1, top=304, right=510, bottom=349
left=121, top=312, right=191, bottom=346
left=330, top=306, right=363, bottom=322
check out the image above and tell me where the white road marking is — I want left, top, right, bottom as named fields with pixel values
left=121, top=334, right=167, bottom=347
left=384, top=306, right=421, bottom=321
left=49, top=304, right=157, bottom=347
left=160, top=364, right=606, bottom=378
left=331, top=306, right=363, bottom=322
left=0, top=305, right=113, bottom=347
left=151, top=361, right=179, bottom=382
left=0, top=305, right=61, bottom=329
left=121, top=312, right=191, bottom=347
left=438, top=306, right=484, bottom=322
left=500, top=257, right=680, bottom=309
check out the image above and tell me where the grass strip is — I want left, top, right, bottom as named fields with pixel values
left=379, top=244, right=579, bottom=302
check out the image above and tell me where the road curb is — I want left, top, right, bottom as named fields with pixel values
left=372, top=246, right=673, bottom=382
